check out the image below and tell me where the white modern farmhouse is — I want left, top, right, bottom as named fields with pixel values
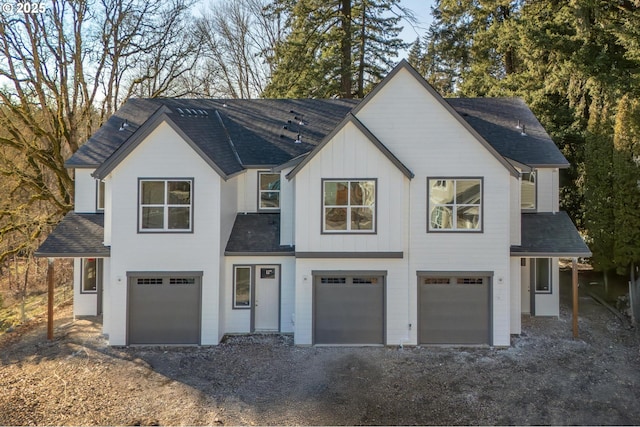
left=36, top=60, right=590, bottom=346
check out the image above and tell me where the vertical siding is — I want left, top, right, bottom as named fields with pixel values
left=294, top=258, right=407, bottom=345
left=73, top=258, right=97, bottom=316
left=536, top=168, right=559, bottom=213
left=280, top=169, right=295, bottom=246
left=106, top=121, right=222, bottom=345
left=237, top=169, right=258, bottom=213
left=218, top=176, right=238, bottom=339
left=354, top=67, right=513, bottom=346
left=294, top=121, right=407, bottom=253
left=509, top=257, right=521, bottom=334
left=103, top=176, right=112, bottom=246
left=74, top=169, right=98, bottom=213
left=223, top=256, right=295, bottom=334
left=535, top=257, right=560, bottom=316
left=511, top=175, right=521, bottom=245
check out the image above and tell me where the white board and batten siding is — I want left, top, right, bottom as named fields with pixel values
left=294, top=120, right=408, bottom=254
left=294, top=258, right=408, bottom=345
left=223, top=256, right=295, bottom=335
left=279, top=168, right=295, bottom=246
left=74, top=168, right=99, bottom=213
left=72, top=257, right=97, bottom=316
left=353, top=66, right=514, bottom=346
left=105, top=121, right=224, bottom=345
left=536, top=168, right=560, bottom=213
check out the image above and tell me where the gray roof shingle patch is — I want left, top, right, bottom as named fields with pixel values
left=165, top=111, right=245, bottom=176
left=67, top=98, right=358, bottom=171
left=447, top=98, right=569, bottom=167
left=35, top=212, right=109, bottom=258
left=66, top=99, right=162, bottom=168
left=511, top=211, right=591, bottom=257
left=225, top=213, right=294, bottom=255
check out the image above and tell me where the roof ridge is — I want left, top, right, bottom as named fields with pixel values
left=214, top=110, right=243, bottom=167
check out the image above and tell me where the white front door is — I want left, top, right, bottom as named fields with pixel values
left=254, top=265, right=279, bottom=331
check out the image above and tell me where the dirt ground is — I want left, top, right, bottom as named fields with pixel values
left=1, top=277, right=639, bottom=426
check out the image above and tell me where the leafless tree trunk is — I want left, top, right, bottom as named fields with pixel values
left=195, top=0, right=284, bottom=98
left=0, top=0, right=199, bottom=264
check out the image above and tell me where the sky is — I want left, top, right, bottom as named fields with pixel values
left=397, top=0, right=435, bottom=56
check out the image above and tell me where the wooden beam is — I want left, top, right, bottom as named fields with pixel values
left=572, top=257, right=579, bottom=339
left=47, top=258, right=54, bottom=340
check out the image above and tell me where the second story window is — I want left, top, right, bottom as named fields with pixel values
left=521, top=171, right=536, bottom=210
left=428, top=178, right=482, bottom=232
left=323, top=179, right=376, bottom=233
left=139, top=179, right=192, bottom=232
left=258, top=172, right=280, bottom=210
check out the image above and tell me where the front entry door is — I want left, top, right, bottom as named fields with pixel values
left=254, top=265, right=279, bottom=331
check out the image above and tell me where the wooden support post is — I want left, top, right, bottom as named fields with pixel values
left=47, top=258, right=54, bottom=340
left=572, top=257, right=579, bottom=339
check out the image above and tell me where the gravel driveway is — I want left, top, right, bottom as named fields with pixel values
left=1, top=278, right=639, bottom=426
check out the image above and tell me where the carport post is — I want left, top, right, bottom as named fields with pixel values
left=47, top=258, right=54, bottom=340
left=572, top=257, right=579, bottom=339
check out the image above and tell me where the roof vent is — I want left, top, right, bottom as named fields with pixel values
left=520, top=124, right=527, bottom=136
left=516, top=119, right=522, bottom=130
left=118, top=119, right=130, bottom=131
left=294, top=134, right=302, bottom=144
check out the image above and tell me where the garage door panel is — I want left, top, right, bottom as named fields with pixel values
left=128, top=277, right=201, bottom=345
left=314, top=278, right=384, bottom=345
left=419, top=279, right=490, bottom=345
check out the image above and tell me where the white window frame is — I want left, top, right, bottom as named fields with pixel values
left=138, top=179, right=193, bottom=232
left=428, top=177, right=483, bottom=232
left=233, top=265, right=252, bottom=309
left=322, top=179, right=377, bottom=234
left=258, top=171, right=280, bottom=211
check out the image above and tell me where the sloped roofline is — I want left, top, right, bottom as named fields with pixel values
left=350, top=59, right=519, bottom=177
left=93, top=108, right=243, bottom=181
left=286, top=112, right=415, bottom=180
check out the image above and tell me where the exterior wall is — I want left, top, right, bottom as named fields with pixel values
left=102, top=257, right=111, bottom=337
left=280, top=168, right=295, bottom=246
left=534, top=257, right=560, bottom=316
left=294, top=258, right=408, bottom=345
left=105, top=121, right=223, bottom=345
left=352, top=68, right=514, bottom=346
left=294, top=121, right=407, bottom=253
left=223, top=256, right=295, bottom=334
left=73, top=257, right=98, bottom=316
left=509, top=257, right=521, bottom=334
left=74, top=168, right=99, bottom=213
left=521, top=258, right=531, bottom=314
left=103, top=176, right=112, bottom=246
left=536, top=168, right=559, bottom=213
left=237, top=169, right=258, bottom=213
left=511, top=175, right=521, bottom=245
left=218, top=176, right=239, bottom=340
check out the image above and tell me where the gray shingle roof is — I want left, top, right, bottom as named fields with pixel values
left=225, top=213, right=294, bottom=255
left=66, top=99, right=163, bottom=168
left=67, top=98, right=358, bottom=174
left=447, top=98, right=569, bottom=168
left=511, top=211, right=591, bottom=257
left=35, top=212, right=109, bottom=258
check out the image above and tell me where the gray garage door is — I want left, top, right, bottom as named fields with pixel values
left=128, top=274, right=201, bottom=345
left=418, top=275, right=490, bottom=345
left=313, top=274, right=385, bottom=345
